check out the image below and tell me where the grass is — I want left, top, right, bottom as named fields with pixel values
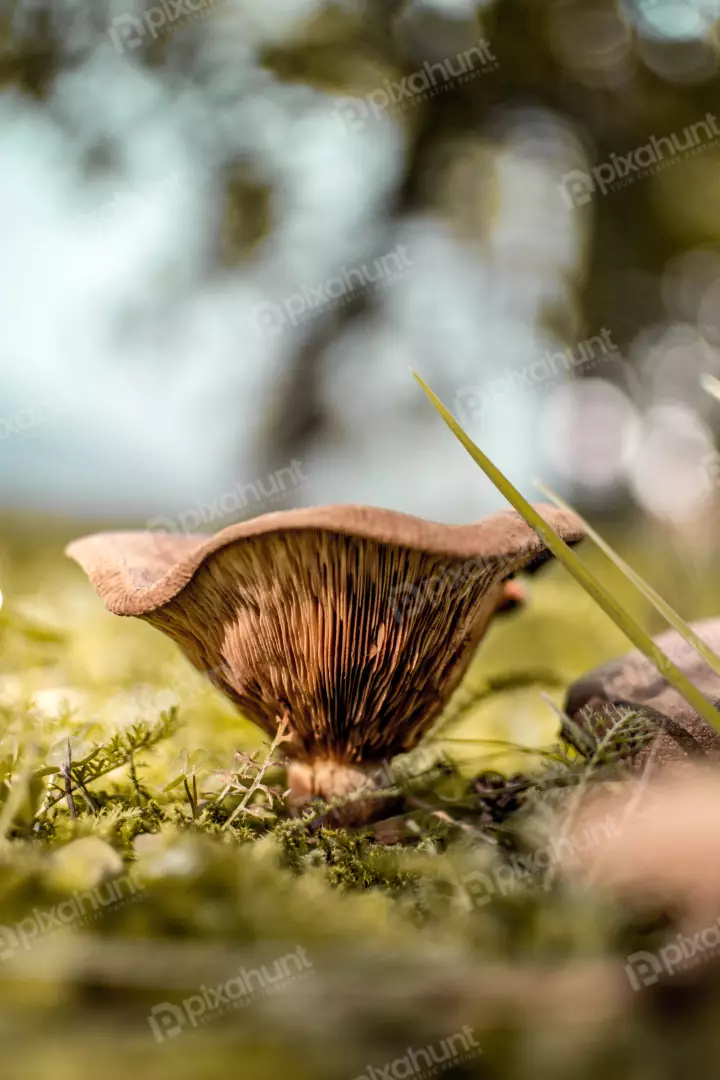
left=412, top=371, right=720, bottom=731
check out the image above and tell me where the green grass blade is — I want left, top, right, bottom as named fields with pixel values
left=537, top=481, right=720, bottom=680
left=701, top=373, right=720, bottom=403
left=412, top=370, right=720, bottom=731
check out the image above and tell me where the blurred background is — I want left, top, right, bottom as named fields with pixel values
left=2, top=0, right=720, bottom=534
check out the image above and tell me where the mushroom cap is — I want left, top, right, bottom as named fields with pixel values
left=67, top=503, right=583, bottom=764
left=65, top=504, right=581, bottom=617
left=564, top=619, right=720, bottom=768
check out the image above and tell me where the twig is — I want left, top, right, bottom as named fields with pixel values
left=73, top=779, right=98, bottom=815
left=62, top=738, right=77, bottom=820
left=129, top=753, right=148, bottom=804
left=223, top=716, right=293, bottom=831
left=35, top=740, right=165, bottom=820
left=183, top=777, right=197, bottom=819
left=212, top=752, right=258, bottom=809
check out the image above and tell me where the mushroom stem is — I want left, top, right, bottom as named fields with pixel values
left=286, top=759, right=401, bottom=826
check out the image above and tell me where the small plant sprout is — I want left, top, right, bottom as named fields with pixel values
left=67, top=504, right=583, bottom=825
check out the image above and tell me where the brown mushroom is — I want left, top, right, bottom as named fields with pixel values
left=67, top=503, right=583, bottom=823
left=564, top=619, right=720, bottom=771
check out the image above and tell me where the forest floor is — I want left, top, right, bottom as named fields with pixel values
left=1, top=515, right=719, bottom=1080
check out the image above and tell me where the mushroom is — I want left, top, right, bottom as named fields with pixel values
left=67, top=503, right=583, bottom=824
left=564, top=618, right=720, bottom=770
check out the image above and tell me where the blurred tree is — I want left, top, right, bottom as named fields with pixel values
left=2, top=0, right=720, bottom=521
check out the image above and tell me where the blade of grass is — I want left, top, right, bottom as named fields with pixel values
left=412, top=370, right=720, bottom=731
left=537, top=481, right=720, bottom=680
